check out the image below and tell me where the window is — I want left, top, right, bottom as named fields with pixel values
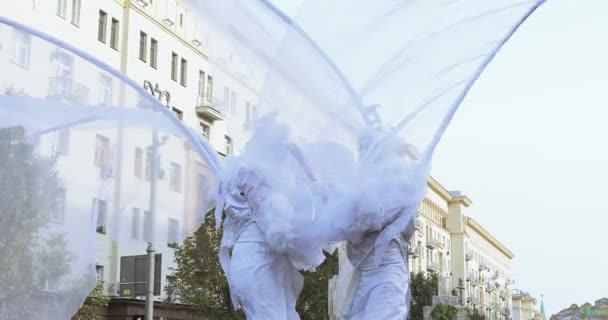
left=11, top=30, right=31, bottom=68
left=166, top=276, right=176, bottom=302
left=56, top=0, right=67, bottom=18
left=180, top=58, right=188, bottom=87
left=99, top=74, right=113, bottom=106
left=70, top=0, right=81, bottom=26
left=172, top=107, right=183, bottom=121
left=179, top=14, right=184, bottom=27
left=94, top=134, right=110, bottom=167
left=145, top=148, right=153, bottom=181
left=169, top=163, right=182, bottom=192
left=206, top=75, right=213, bottom=99
left=131, top=208, right=141, bottom=240
left=199, top=121, right=210, bottom=140
left=225, top=136, right=233, bottom=155
left=50, top=187, right=66, bottom=223
left=94, top=198, right=108, bottom=234
left=143, top=210, right=151, bottom=241
left=139, top=31, right=147, bottom=62
left=230, top=91, right=237, bottom=115
left=150, top=38, right=158, bottom=68
left=134, top=147, right=143, bottom=178
left=95, top=265, right=104, bottom=284
left=53, top=129, right=70, bottom=155
left=198, top=70, right=206, bottom=97
left=170, top=52, right=178, bottom=81
left=167, top=218, right=179, bottom=248
left=110, top=18, right=119, bottom=50
left=223, top=87, right=229, bottom=113
left=98, top=11, right=107, bottom=43
left=197, top=174, right=208, bottom=214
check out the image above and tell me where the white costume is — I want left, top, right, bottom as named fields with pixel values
left=331, top=131, right=428, bottom=320
left=215, top=115, right=325, bottom=320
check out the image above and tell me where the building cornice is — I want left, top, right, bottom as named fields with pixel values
left=427, top=176, right=453, bottom=201
left=427, top=176, right=473, bottom=207
left=122, top=0, right=209, bottom=61
left=466, top=217, right=515, bottom=259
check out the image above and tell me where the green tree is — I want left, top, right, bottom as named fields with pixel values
left=167, top=210, right=245, bottom=319
left=430, top=303, right=458, bottom=320
left=168, top=210, right=340, bottom=319
left=71, top=282, right=110, bottom=320
left=409, top=272, right=439, bottom=320
left=0, top=88, right=72, bottom=318
left=296, top=251, right=339, bottom=319
left=466, top=308, right=486, bottom=320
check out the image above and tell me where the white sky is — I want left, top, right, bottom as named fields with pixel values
left=432, top=0, right=608, bottom=315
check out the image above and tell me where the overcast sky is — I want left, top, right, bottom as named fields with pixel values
left=432, top=0, right=608, bottom=315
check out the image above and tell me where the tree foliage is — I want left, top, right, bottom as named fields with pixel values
left=167, top=211, right=245, bottom=319
left=431, top=303, right=459, bottom=320
left=71, top=282, right=110, bottom=320
left=466, top=308, right=486, bottom=320
left=168, top=210, right=340, bottom=319
left=409, top=271, right=439, bottom=320
left=296, top=251, right=339, bottom=319
left=0, top=88, right=71, bottom=318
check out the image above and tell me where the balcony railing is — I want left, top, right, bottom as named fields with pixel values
left=48, top=76, right=90, bottom=105
left=408, top=246, right=422, bottom=258
left=466, top=272, right=476, bottom=282
left=426, top=238, right=440, bottom=250
left=426, top=261, right=439, bottom=273
left=196, top=95, right=224, bottom=121
left=433, top=296, right=459, bottom=305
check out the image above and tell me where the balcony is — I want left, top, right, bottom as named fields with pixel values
left=426, top=238, right=440, bottom=250
left=196, top=95, right=224, bottom=121
left=408, top=246, right=421, bottom=258
left=415, top=218, right=423, bottom=231
left=436, top=239, right=445, bottom=249
left=466, top=272, right=476, bottom=282
left=467, top=297, right=479, bottom=306
left=433, top=296, right=459, bottom=305
left=426, top=261, right=439, bottom=273
left=48, top=77, right=90, bottom=105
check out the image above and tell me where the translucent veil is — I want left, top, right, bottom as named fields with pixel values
left=0, top=17, right=220, bottom=319
left=0, top=0, right=547, bottom=317
left=185, top=0, right=545, bottom=315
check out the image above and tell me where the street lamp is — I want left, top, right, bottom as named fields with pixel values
left=143, top=81, right=171, bottom=320
left=457, top=278, right=465, bottom=306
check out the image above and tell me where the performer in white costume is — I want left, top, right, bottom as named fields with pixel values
left=214, top=114, right=324, bottom=320
left=333, top=130, right=427, bottom=320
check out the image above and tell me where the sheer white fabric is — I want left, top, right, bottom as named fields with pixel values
left=0, top=18, right=220, bottom=319
left=0, top=0, right=546, bottom=317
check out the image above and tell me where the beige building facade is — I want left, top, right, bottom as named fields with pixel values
left=407, top=177, right=516, bottom=320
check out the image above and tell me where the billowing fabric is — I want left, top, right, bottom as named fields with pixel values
left=0, top=18, right=220, bottom=319
left=181, top=0, right=546, bottom=271
left=1, top=0, right=547, bottom=317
